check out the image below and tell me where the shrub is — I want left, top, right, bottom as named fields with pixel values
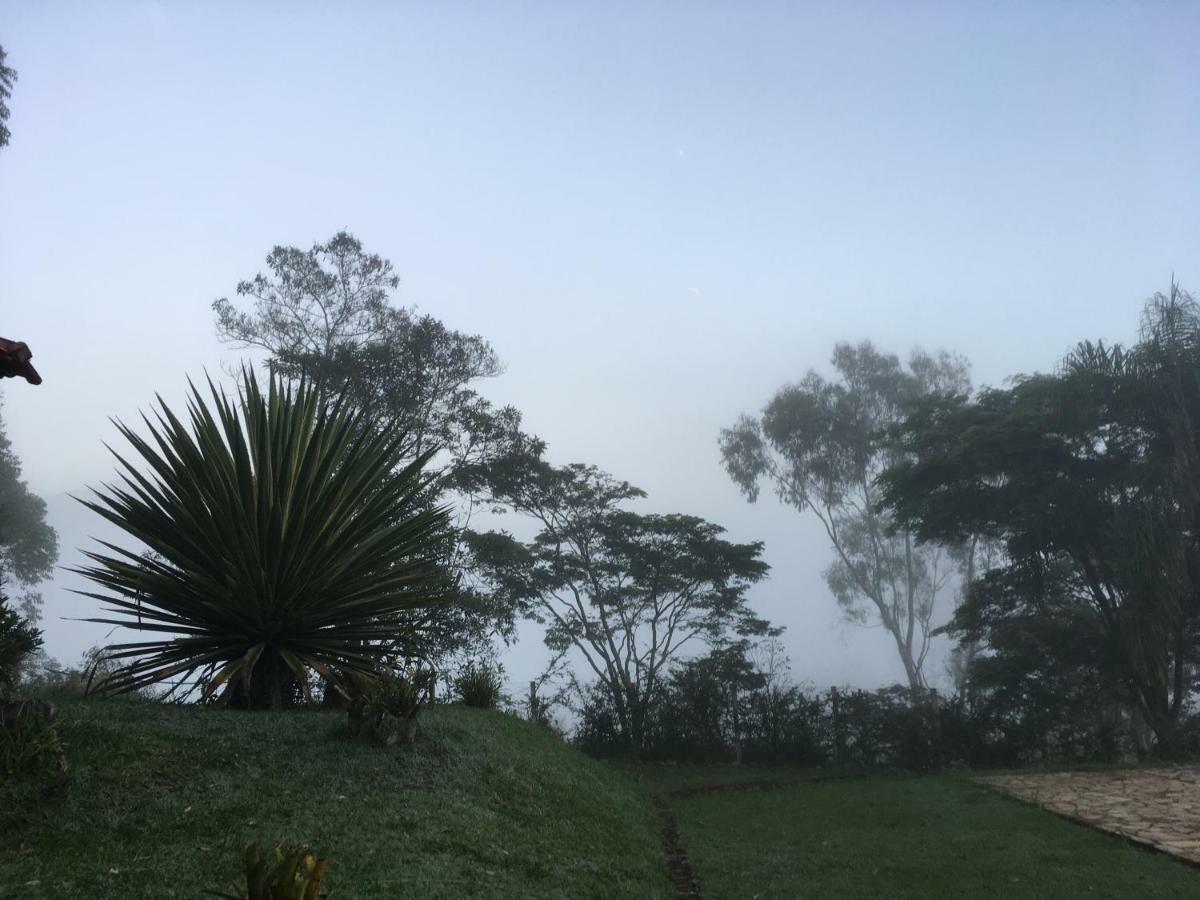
left=574, top=685, right=629, bottom=758
left=0, top=594, right=41, bottom=699
left=0, top=699, right=68, bottom=805
left=453, top=661, right=505, bottom=709
left=350, top=665, right=436, bottom=747
left=75, top=370, right=453, bottom=709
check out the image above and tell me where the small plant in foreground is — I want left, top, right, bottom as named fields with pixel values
left=207, top=841, right=330, bottom=900
left=453, top=660, right=505, bottom=709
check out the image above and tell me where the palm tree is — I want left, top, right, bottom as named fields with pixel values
left=75, top=370, right=452, bottom=709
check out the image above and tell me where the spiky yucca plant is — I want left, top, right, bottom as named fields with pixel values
left=75, top=370, right=452, bottom=709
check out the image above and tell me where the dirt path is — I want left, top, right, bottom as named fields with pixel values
left=653, top=791, right=702, bottom=900
left=653, top=776, right=811, bottom=898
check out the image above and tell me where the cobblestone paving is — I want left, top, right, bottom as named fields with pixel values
left=978, top=768, right=1200, bottom=864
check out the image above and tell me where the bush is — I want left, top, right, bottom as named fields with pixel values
left=574, top=685, right=630, bottom=759
left=574, top=649, right=1165, bottom=770
left=352, top=667, right=439, bottom=748
left=452, top=661, right=505, bottom=709
left=0, top=595, right=41, bottom=699
left=0, top=699, right=68, bottom=805
left=351, top=666, right=437, bottom=747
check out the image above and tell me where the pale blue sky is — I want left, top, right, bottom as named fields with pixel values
left=1, top=1, right=1197, bottom=691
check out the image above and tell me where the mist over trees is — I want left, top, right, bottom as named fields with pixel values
left=720, top=343, right=971, bottom=691
left=10, top=215, right=1200, bottom=768
left=3, top=9, right=1199, bottom=895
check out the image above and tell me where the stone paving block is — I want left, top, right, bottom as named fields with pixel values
left=978, top=768, right=1200, bottom=865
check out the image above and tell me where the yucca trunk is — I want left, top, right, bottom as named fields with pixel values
left=221, top=649, right=303, bottom=710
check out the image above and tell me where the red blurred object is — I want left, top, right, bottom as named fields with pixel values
left=0, top=337, right=42, bottom=385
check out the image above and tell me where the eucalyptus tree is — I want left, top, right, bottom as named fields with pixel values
left=720, top=342, right=970, bottom=690
left=880, top=284, right=1200, bottom=749
left=461, top=446, right=772, bottom=757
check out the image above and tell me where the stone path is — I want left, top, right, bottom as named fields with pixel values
left=979, top=768, right=1200, bottom=864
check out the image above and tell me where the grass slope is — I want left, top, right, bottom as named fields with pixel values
left=1, top=698, right=672, bottom=899
left=670, top=773, right=1200, bottom=899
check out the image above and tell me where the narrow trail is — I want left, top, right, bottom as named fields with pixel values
left=653, top=776, right=811, bottom=899
left=653, top=791, right=702, bottom=900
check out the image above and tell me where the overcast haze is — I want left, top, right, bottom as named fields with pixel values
left=2, top=1, right=1197, bottom=692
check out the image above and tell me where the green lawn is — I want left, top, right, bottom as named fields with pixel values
left=11, top=702, right=1200, bottom=900
left=669, top=773, right=1200, bottom=899
left=611, top=760, right=812, bottom=794
left=1, top=698, right=671, bottom=899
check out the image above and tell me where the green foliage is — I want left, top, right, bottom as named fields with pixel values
left=75, top=369, right=452, bottom=708
left=465, top=446, right=773, bottom=756
left=208, top=841, right=329, bottom=900
left=452, top=660, right=505, bottom=709
left=0, top=699, right=67, bottom=807
left=213, top=232, right=530, bottom=664
left=720, top=342, right=970, bottom=690
left=0, top=698, right=672, bottom=897
left=579, top=643, right=1129, bottom=771
left=0, top=593, right=41, bottom=698
left=364, top=667, right=435, bottom=720
left=352, top=664, right=437, bottom=746
left=0, top=402, right=60, bottom=631
left=0, top=44, right=14, bottom=149
left=880, top=284, right=1200, bottom=748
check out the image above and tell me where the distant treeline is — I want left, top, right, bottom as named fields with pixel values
left=574, top=653, right=1198, bottom=771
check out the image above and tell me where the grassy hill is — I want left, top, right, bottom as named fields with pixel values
left=1, top=698, right=673, bottom=899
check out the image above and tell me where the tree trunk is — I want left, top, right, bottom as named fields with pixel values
left=222, top=650, right=301, bottom=710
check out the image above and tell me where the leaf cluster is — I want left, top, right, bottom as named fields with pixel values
left=75, top=369, right=453, bottom=706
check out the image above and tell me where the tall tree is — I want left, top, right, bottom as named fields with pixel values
left=880, top=285, right=1200, bottom=748
left=213, top=232, right=399, bottom=387
left=462, top=448, right=772, bottom=757
left=212, top=231, right=515, bottom=483
left=720, top=342, right=970, bottom=690
left=0, top=402, right=58, bottom=625
left=0, top=44, right=16, bottom=150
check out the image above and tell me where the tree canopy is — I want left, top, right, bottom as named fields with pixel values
left=0, top=44, right=15, bottom=150
left=212, top=231, right=528, bottom=663
left=464, top=445, right=773, bottom=756
left=720, top=342, right=970, bottom=690
left=0, top=403, right=58, bottom=623
left=880, top=284, right=1200, bottom=747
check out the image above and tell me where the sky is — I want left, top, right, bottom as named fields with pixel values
left=1, top=1, right=1198, bottom=695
